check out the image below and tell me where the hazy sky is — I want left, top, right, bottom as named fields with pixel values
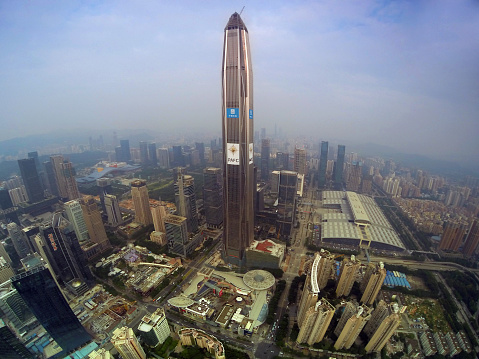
left=1, top=1, right=478, bottom=165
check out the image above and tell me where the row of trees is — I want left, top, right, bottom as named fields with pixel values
left=266, top=280, right=286, bottom=325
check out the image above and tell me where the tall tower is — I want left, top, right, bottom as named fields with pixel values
left=360, top=262, right=387, bottom=305
left=222, top=12, right=254, bottom=265
left=203, top=167, right=223, bottom=229
left=12, top=264, right=92, bottom=355
left=131, top=180, right=153, bottom=226
left=7, top=222, right=31, bottom=260
left=439, top=221, right=467, bottom=252
left=105, top=194, right=122, bottom=227
left=64, top=200, right=90, bottom=242
left=318, top=141, right=328, bottom=188
left=296, top=299, right=335, bottom=345
left=139, top=141, right=149, bottom=166
left=111, top=326, right=146, bottom=359
left=151, top=203, right=167, bottom=233
left=334, top=304, right=371, bottom=350
left=334, top=144, right=346, bottom=188
left=336, top=255, right=361, bottom=297
left=0, top=318, right=34, bottom=359
left=276, top=170, right=297, bottom=238
left=137, top=307, right=171, bottom=347
left=294, top=148, right=307, bottom=175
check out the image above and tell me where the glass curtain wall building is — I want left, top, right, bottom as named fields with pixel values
left=222, top=12, right=254, bottom=265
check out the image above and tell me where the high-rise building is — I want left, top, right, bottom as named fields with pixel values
left=0, top=256, right=15, bottom=283
left=276, top=170, right=297, bottom=238
left=222, top=12, right=254, bottom=265
left=64, top=200, right=90, bottom=242
left=174, top=169, right=198, bottom=233
left=148, top=143, right=157, bottom=166
left=12, top=264, right=92, bottom=355
left=151, top=203, right=167, bottom=233
left=139, top=141, right=149, bottom=166
left=439, top=221, right=467, bottom=252
left=347, top=161, right=362, bottom=192
left=119, top=140, right=131, bottom=162
left=294, top=148, right=307, bottom=176
left=336, top=255, right=361, bottom=297
left=50, top=155, right=80, bottom=201
left=43, top=160, right=59, bottom=196
left=40, top=213, right=92, bottom=288
left=365, top=304, right=403, bottom=353
left=104, top=194, right=122, bottom=227
left=334, top=145, right=346, bottom=188
left=360, top=262, right=387, bottom=305
left=203, top=167, right=223, bottom=229
left=158, top=148, right=170, bottom=169
left=318, top=141, right=328, bottom=188
left=111, top=326, right=146, bottom=359
left=363, top=300, right=390, bottom=337
left=172, top=146, right=184, bottom=167
left=165, top=215, right=188, bottom=257
left=0, top=280, right=35, bottom=333
left=137, top=307, right=170, bottom=347
left=334, top=304, right=371, bottom=350
left=97, top=178, right=112, bottom=213
left=7, top=222, right=31, bottom=260
left=9, top=186, right=29, bottom=205
left=296, top=299, right=335, bottom=345
left=195, top=142, right=205, bottom=165
left=17, top=158, right=44, bottom=203
left=261, top=139, right=270, bottom=181
left=80, top=196, right=110, bottom=251
left=463, top=219, right=479, bottom=257
left=131, top=180, right=153, bottom=226
left=0, top=318, right=34, bottom=359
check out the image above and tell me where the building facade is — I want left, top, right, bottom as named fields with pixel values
left=131, top=180, right=153, bottom=226
left=222, top=12, right=255, bottom=265
left=360, top=262, right=387, bottom=305
left=203, top=167, right=223, bottom=228
left=111, top=327, right=146, bottom=359
left=318, top=141, right=328, bottom=188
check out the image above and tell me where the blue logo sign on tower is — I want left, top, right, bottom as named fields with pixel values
left=249, top=109, right=253, bottom=119
left=227, top=108, right=239, bottom=118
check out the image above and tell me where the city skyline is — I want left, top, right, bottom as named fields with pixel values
left=0, top=1, right=478, bottom=167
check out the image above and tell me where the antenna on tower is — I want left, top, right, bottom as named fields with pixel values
left=239, top=6, right=245, bottom=15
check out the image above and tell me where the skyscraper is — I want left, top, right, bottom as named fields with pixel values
left=203, top=167, right=223, bottom=229
left=17, top=158, right=44, bottom=203
left=0, top=318, right=34, bottom=359
left=365, top=304, right=403, bottom=353
left=104, top=194, right=122, bottom=227
left=294, top=148, right=307, bottom=175
left=131, top=180, right=153, bottom=226
left=7, top=222, right=31, bottom=260
left=276, top=170, right=297, bottom=238
left=12, top=264, right=92, bottom=355
left=111, top=327, right=146, bottom=359
left=80, top=196, right=110, bottom=251
left=334, top=144, right=346, bottom=188
left=222, top=12, right=254, bottom=265
left=148, top=143, right=158, bottom=166
left=64, top=200, right=90, bottom=242
left=174, top=169, right=198, bottom=233
left=334, top=304, right=371, bottom=350
left=119, top=139, right=131, bottom=162
left=97, top=178, right=112, bottom=213
left=318, top=141, right=328, bottom=188
left=137, top=307, right=171, bottom=347
left=195, top=142, right=205, bottom=165
left=296, top=299, right=335, bottom=345
left=139, top=141, right=149, bottom=166
left=360, top=262, right=387, bottom=305
left=439, top=221, right=467, bottom=252
left=165, top=215, right=189, bottom=257
left=261, top=139, right=270, bottom=181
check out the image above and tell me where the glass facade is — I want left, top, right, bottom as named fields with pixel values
left=222, top=12, right=254, bottom=264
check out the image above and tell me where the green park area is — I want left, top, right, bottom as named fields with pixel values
left=404, top=296, right=450, bottom=333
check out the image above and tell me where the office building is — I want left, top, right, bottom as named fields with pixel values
left=336, top=255, right=361, bottom=297
left=139, top=141, right=149, bottom=166
left=50, top=155, right=77, bottom=201
left=360, top=262, right=387, bottom=305
left=148, top=143, right=157, bottom=166
left=334, top=304, right=371, bottom=350
left=261, top=139, right=270, bottom=181
left=296, top=299, right=335, bottom=345
left=294, top=148, right=307, bottom=175
left=7, top=222, right=31, bottom=259
left=118, top=139, right=131, bottom=162
left=0, top=280, right=35, bottom=333
left=334, top=145, right=346, bottom=187
left=96, top=178, right=112, bottom=213
left=80, top=196, right=110, bottom=250
left=276, top=152, right=289, bottom=170
left=365, top=304, right=403, bottom=353
left=203, top=167, right=223, bottom=228
left=137, top=307, right=170, bottom=347
left=111, top=326, right=146, bottom=359
left=195, top=142, right=205, bottom=165
left=165, top=215, right=189, bottom=257
left=151, top=203, right=167, bottom=233
left=463, top=219, right=479, bottom=257
left=439, top=221, right=467, bottom=252
left=0, top=318, right=34, bottom=359
left=276, top=170, right=297, bottom=238
left=12, top=264, right=92, bottom=355
left=18, top=158, right=43, bottom=203
left=43, top=160, right=59, bottom=196
left=174, top=169, right=198, bottom=233
left=40, top=213, right=92, bottom=287
left=222, top=12, right=254, bottom=265
left=0, top=256, right=15, bottom=283
left=158, top=148, right=170, bottom=168
left=270, top=170, right=280, bottom=194
left=104, top=194, right=122, bottom=227
left=64, top=200, right=90, bottom=242
left=9, top=186, right=29, bottom=205
left=318, top=141, right=328, bottom=188
left=131, top=180, right=153, bottom=226
left=347, top=161, right=362, bottom=192
left=172, top=146, right=184, bottom=167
